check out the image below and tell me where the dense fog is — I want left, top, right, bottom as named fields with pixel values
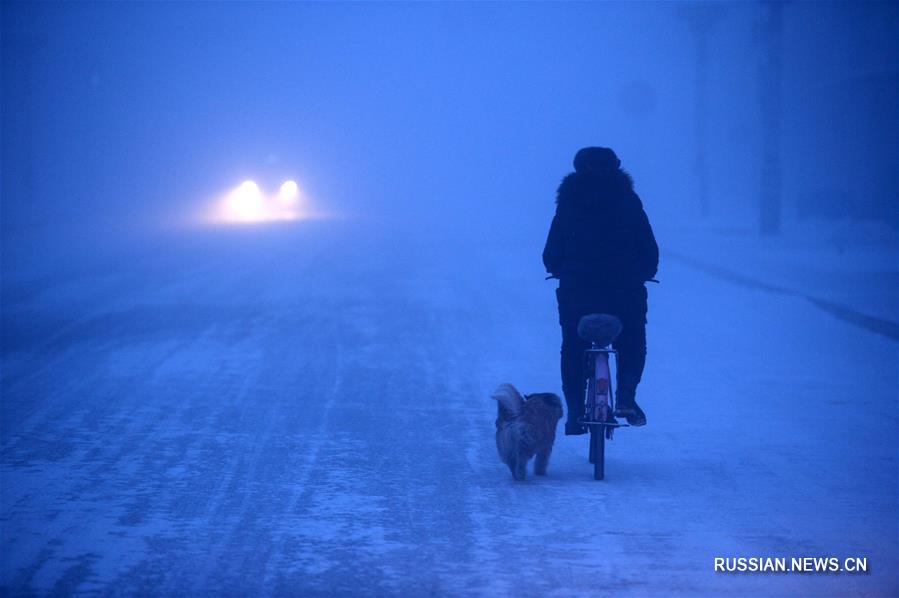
left=2, top=2, right=896, bottom=595
left=4, top=2, right=894, bottom=247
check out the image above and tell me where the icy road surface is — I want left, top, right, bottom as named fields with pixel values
left=2, top=222, right=896, bottom=595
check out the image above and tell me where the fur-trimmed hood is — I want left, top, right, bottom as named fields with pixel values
left=543, top=164, right=659, bottom=284
left=555, top=169, right=638, bottom=208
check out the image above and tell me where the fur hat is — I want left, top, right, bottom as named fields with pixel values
left=573, top=147, right=621, bottom=173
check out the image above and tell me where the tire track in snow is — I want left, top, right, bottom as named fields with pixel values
left=668, top=251, right=898, bottom=341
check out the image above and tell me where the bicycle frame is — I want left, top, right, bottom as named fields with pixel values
left=584, top=343, right=617, bottom=424
left=570, top=311, right=627, bottom=480
left=583, top=340, right=627, bottom=480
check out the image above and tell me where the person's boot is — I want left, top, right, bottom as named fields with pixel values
left=615, top=399, right=646, bottom=426
left=615, top=386, right=647, bottom=427
left=565, top=419, right=587, bottom=435
left=624, top=402, right=646, bottom=426
left=564, top=400, right=587, bottom=435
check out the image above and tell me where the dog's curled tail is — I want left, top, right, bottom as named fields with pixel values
left=491, top=383, right=524, bottom=418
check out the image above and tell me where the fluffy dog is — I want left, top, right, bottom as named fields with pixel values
left=492, top=383, right=563, bottom=480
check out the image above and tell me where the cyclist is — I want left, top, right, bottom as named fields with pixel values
left=543, top=147, right=659, bottom=434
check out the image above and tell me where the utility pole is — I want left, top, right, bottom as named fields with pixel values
left=758, top=1, right=784, bottom=235
left=679, top=4, right=727, bottom=219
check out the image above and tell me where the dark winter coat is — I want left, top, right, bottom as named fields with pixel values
left=542, top=168, right=658, bottom=290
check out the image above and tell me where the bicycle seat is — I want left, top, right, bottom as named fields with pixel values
left=577, top=313, right=623, bottom=346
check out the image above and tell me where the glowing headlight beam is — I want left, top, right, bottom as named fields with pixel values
left=214, top=179, right=303, bottom=224
left=226, top=180, right=265, bottom=221
left=278, top=180, right=299, bottom=204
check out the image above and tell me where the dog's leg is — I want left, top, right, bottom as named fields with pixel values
left=513, top=453, right=528, bottom=481
left=534, top=448, right=552, bottom=476
left=507, top=457, right=518, bottom=479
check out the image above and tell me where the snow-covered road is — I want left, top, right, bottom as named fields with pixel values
left=2, top=221, right=896, bottom=595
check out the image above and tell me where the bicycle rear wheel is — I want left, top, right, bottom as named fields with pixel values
left=590, top=425, right=605, bottom=480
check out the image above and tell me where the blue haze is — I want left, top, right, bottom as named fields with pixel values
left=2, top=2, right=897, bottom=595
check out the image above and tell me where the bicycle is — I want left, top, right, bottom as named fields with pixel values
left=576, top=313, right=628, bottom=480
